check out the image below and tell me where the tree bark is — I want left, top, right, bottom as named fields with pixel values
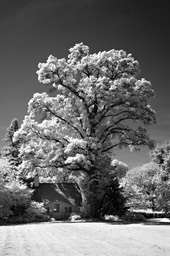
left=89, top=180, right=101, bottom=218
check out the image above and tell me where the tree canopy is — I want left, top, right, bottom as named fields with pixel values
left=123, top=162, right=160, bottom=210
left=13, top=43, right=156, bottom=216
left=123, top=141, right=170, bottom=213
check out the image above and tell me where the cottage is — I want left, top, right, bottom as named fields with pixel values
left=33, top=176, right=82, bottom=220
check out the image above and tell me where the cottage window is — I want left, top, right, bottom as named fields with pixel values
left=54, top=203, right=60, bottom=213
left=64, top=206, right=72, bottom=213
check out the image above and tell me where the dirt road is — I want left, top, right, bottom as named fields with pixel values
left=0, top=221, right=170, bottom=256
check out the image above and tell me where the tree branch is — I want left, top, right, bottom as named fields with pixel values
left=45, top=105, right=85, bottom=139
left=58, top=78, right=90, bottom=116
left=29, top=126, right=67, bottom=146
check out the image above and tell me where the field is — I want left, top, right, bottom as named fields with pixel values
left=0, top=221, right=170, bottom=256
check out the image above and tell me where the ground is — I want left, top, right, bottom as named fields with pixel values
left=0, top=221, right=170, bottom=256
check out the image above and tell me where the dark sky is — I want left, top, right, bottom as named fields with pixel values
left=0, top=0, right=169, bottom=168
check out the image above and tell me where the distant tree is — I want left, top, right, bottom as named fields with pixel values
left=14, top=43, right=156, bottom=217
left=97, top=159, right=128, bottom=217
left=111, top=159, right=129, bottom=180
left=123, top=162, right=162, bottom=211
left=0, top=157, right=14, bottom=182
left=150, top=141, right=170, bottom=169
left=150, top=141, right=170, bottom=212
left=100, top=175, right=127, bottom=217
left=4, top=118, right=19, bottom=143
left=0, top=162, right=33, bottom=219
left=0, top=179, right=11, bottom=218
left=1, top=118, right=21, bottom=173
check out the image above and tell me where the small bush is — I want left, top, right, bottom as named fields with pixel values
left=104, top=215, right=120, bottom=221
left=68, top=213, right=81, bottom=222
left=165, top=212, right=170, bottom=218
left=7, top=216, right=24, bottom=224
left=132, top=210, right=166, bottom=219
left=122, top=212, right=135, bottom=221
left=133, top=213, right=146, bottom=221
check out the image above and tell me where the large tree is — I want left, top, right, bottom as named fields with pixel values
left=14, top=43, right=156, bottom=217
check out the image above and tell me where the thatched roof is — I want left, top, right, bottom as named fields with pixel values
left=34, top=183, right=82, bottom=207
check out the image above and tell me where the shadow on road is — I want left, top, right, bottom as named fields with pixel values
left=103, top=219, right=170, bottom=226
left=1, top=218, right=170, bottom=227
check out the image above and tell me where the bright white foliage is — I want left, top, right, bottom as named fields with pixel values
left=111, top=159, right=129, bottom=179
left=122, top=162, right=162, bottom=210
left=0, top=179, right=33, bottom=218
left=14, top=43, right=156, bottom=181
left=0, top=157, right=15, bottom=181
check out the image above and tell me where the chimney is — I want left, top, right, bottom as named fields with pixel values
left=34, top=174, right=39, bottom=187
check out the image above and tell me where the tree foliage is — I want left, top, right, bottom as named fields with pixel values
left=0, top=162, right=11, bottom=218
left=4, top=118, right=19, bottom=144
left=0, top=157, right=13, bottom=182
left=0, top=179, right=33, bottom=219
left=123, top=162, right=169, bottom=211
left=150, top=141, right=170, bottom=212
left=1, top=118, right=21, bottom=172
left=150, top=141, right=170, bottom=170
left=13, top=43, right=156, bottom=216
left=111, top=159, right=129, bottom=180
left=100, top=176, right=127, bottom=217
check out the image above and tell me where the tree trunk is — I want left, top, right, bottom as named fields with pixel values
left=151, top=198, right=155, bottom=212
left=90, top=197, right=101, bottom=218
left=89, top=179, right=101, bottom=218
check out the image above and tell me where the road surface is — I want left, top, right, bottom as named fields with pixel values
left=0, top=221, right=170, bottom=256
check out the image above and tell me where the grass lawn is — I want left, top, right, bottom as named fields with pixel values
left=0, top=220, right=170, bottom=256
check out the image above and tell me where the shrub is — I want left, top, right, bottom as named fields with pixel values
left=133, top=213, right=146, bottom=221
left=0, top=180, right=50, bottom=223
left=6, top=181, right=33, bottom=216
left=68, top=213, right=81, bottom=222
left=122, top=211, right=135, bottom=221
left=132, top=209, right=166, bottom=219
left=24, top=201, right=50, bottom=222
left=6, top=202, right=50, bottom=223
left=104, top=215, right=120, bottom=221
left=0, top=180, right=33, bottom=219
